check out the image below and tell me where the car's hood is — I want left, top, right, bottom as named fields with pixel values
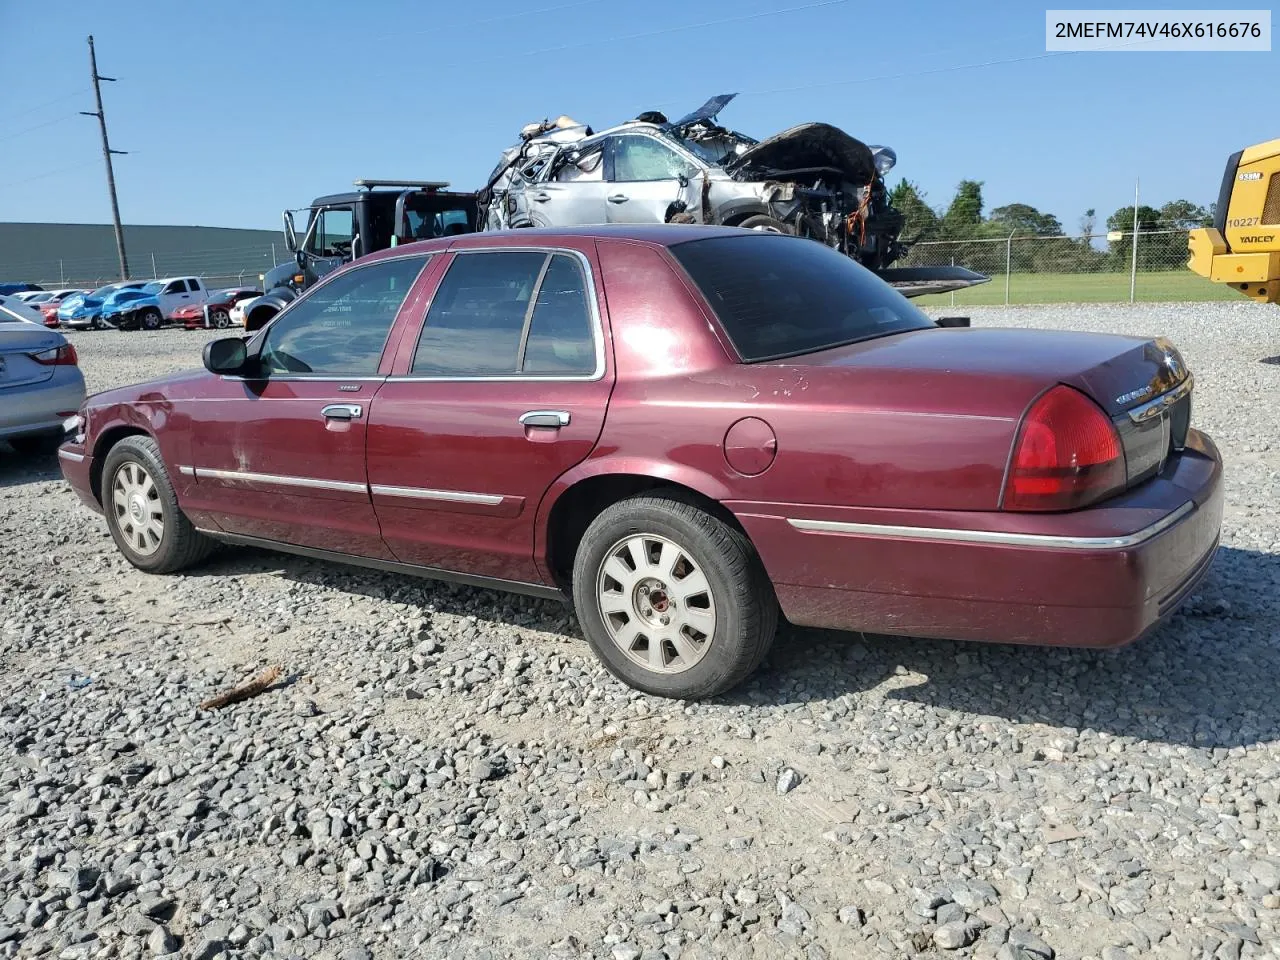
left=85, top=367, right=210, bottom=410
left=106, top=293, right=157, bottom=310
left=725, top=122, right=876, bottom=183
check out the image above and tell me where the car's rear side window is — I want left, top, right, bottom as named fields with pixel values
left=670, top=235, right=934, bottom=362
left=411, top=251, right=597, bottom=377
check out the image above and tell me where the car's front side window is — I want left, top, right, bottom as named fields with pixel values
left=259, top=255, right=429, bottom=376
left=610, top=136, right=695, bottom=183
left=410, top=251, right=597, bottom=377
left=310, top=208, right=354, bottom=257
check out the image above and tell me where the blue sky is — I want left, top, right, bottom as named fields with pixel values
left=0, top=0, right=1274, bottom=232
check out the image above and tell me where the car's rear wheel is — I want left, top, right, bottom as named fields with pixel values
left=138, top=308, right=163, bottom=332
left=103, top=435, right=214, bottom=573
left=210, top=309, right=231, bottom=329
left=571, top=495, right=778, bottom=699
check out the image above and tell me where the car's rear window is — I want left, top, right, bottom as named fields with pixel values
left=670, top=234, right=934, bottom=362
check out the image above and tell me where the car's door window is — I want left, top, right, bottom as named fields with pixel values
left=163, top=280, right=185, bottom=294
left=410, top=251, right=596, bottom=377
left=522, top=255, right=596, bottom=375
left=309, top=208, right=354, bottom=258
left=610, top=136, right=694, bottom=182
left=555, top=146, right=604, bottom=183
left=259, top=255, right=429, bottom=376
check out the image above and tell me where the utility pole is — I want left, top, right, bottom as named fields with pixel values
left=81, top=36, right=129, bottom=280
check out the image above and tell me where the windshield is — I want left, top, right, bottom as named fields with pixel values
left=671, top=135, right=725, bottom=165
left=141, top=282, right=163, bottom=294
left=670, top=234, right=934, bottom=362
left=89, top=283, right=119, bottom=299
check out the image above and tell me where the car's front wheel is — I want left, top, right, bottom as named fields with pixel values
left=138, top=308, right=163, bottom=332
left=102, top=435, right=214, bottom=573
left=572, top=495, right=778, bottom=699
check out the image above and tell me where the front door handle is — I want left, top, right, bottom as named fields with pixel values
left=607, top=194, right=629, bottom=204
left=519, top=410, right=570, bottom=428
left=531, top=192, right=551, bottom=202
left=322, top=403, right=362, bottom=421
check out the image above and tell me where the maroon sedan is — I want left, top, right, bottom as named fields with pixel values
left=58, top=226, right=1222, bottom=698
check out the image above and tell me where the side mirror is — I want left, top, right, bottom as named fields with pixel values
left=283, top=211, right=297, bottom=253
left=203, top=337, right=249, bottom=375
left=677, top=172, right=690, bottom=188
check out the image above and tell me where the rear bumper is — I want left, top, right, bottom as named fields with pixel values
left=731, top=430, right=1224, bottom=648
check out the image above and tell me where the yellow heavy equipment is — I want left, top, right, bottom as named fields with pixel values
left=1188, top=138, right=1280, bottom=304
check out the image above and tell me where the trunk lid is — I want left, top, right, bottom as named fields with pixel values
left=796, top=326, right=1194, bottom=488
left=0, top=320, right=63, bottom=388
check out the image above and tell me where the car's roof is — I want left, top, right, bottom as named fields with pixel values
left=154, top=276, right=199, bottom=283
left=379, top=223, right=753, bottom=260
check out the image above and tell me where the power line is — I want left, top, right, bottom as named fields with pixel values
left=0, top=113, right=82, bottom=145
left=0, top=88, right=89, bottom=126
left=0, top=159, right=100, bottom=190
left=428, top=0, right=847, bottom=71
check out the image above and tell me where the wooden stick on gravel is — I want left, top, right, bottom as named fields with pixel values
left=199, top=665, right=283, bottom=711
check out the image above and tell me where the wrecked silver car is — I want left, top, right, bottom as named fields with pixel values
left=479, top=94, right=984, bottom=295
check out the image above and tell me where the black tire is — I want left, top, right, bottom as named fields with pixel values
left=138, top=308, right=163, bottom=332
left=102, top=435, right=215, bottom=574
left=571, top=495, right=778, bottom=699
left=210, top=309, right=231, bottom=329
left=91, top=313, right=110, bottom=331
left=7, top=432, right=61, bottom=455
left=736, top=214, right=792, bottom=234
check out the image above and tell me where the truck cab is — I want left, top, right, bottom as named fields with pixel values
left=244, top=180, right=477, bottom=331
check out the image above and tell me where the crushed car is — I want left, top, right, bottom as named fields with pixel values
left=478, top=93, right=986, bottom=296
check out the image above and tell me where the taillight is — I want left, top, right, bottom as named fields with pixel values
left=30, top=344, right=79, bottom=366
left=1002, top=385, right=1126, bottom=512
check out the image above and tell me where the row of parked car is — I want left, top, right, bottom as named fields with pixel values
left=1, top=280, right=261, bottom=332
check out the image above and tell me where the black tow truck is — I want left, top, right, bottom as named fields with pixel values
left=242, top=179, right=478, bottom=332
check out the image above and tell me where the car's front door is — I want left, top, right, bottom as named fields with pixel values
left=604, top=134, right=699, bottom=225
left=178, top=254, right=432, bottom=558
left=157, top=279, right=190, bottom=318
left=367, top=245, right=612, bottom=584
left=302, top=206, right=356, bottom=286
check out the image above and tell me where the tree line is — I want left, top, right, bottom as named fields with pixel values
left=889, top=179, right=1213, bottom=274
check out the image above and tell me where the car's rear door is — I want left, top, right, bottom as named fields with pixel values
left=179, top=254, right=432, bottom=558
left=366, top=243, right=613, bottom=584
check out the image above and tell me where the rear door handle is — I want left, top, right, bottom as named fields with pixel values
left=607, top=194, right=628, bottom=204
left=519, top=410, right=570, bottom=428
left=322, top=403, right=362, bottom=421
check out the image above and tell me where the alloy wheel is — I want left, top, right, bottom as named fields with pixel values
left=111, top=461, right=165, bottom=556
left=595, top=533, right=717, bottom=675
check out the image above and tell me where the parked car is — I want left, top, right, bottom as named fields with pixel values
left=228, top=297, right=253, bottom=328
left=1, top=295, right=86, bottom=454
left=0, top=282, right=43, bottom=296
left=12, top=291, right=52, bottom=304
left=59, top=225, right=1222, bottom=700
left=111, top=277, right=211, bottom=331
left=60, top=281, right=148, bottom=329
left=36, top=289, right=91, bottom=328
left=175, top=287, right=261, bottom=330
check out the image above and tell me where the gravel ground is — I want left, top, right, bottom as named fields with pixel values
left=1, top=303, right=1278, bottom=960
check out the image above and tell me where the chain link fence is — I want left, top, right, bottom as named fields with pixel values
left=899, top=228, right=1232, bottom=306
left=12, top=244, right=282, bottom=293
